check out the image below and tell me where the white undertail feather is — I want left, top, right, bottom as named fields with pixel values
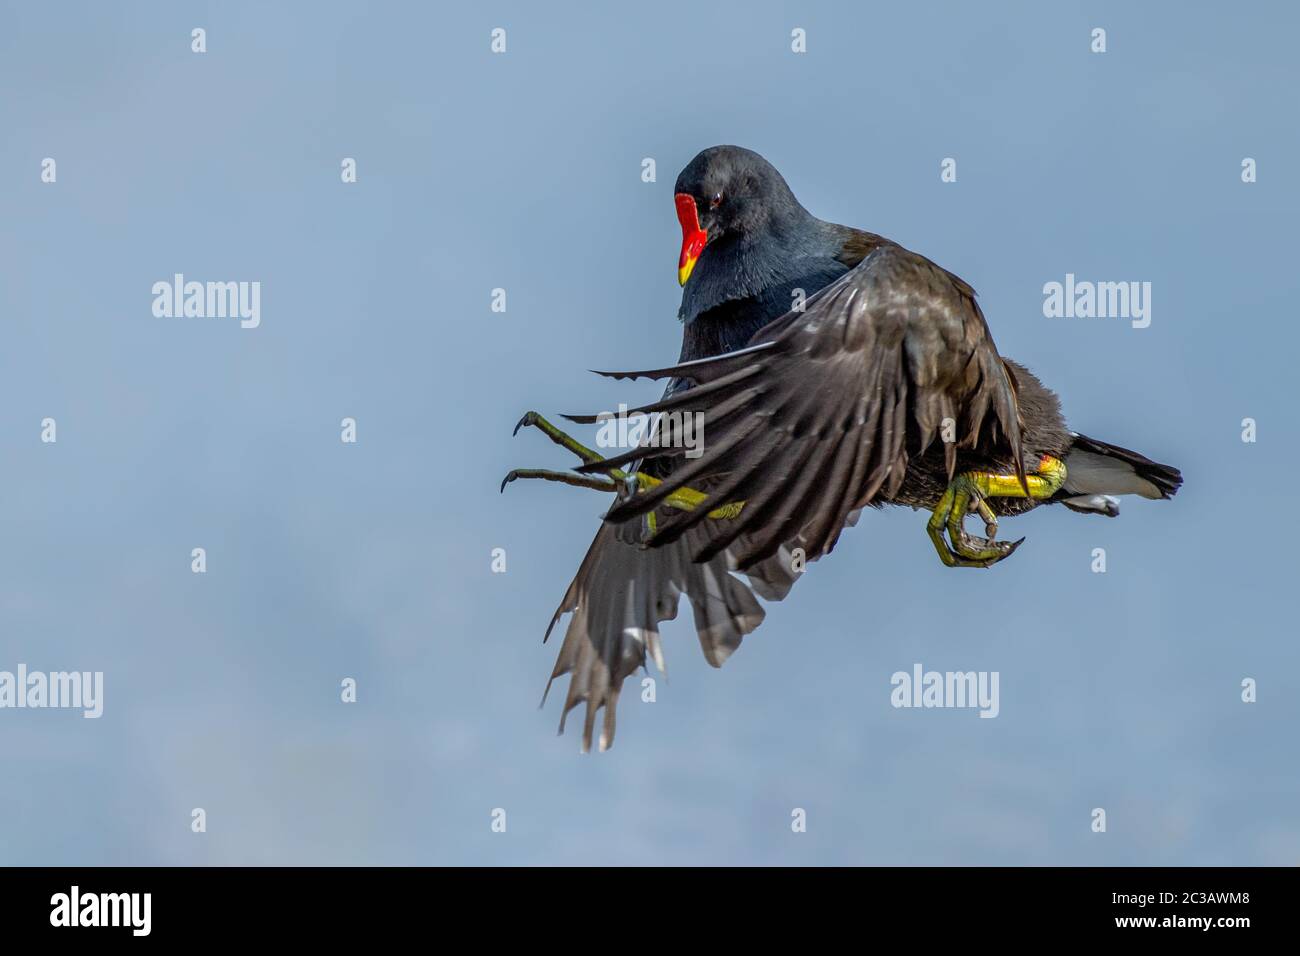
left=1062, top=449, right=1163, bottom=499
left=1061, top=494, right=1121, bottom=516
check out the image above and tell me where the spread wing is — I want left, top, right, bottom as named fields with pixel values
left=543, top=379, right=814, bottom=752
left=542, top=498, right=811, bottom=752
left=576, top=242, right=1025, bottom=569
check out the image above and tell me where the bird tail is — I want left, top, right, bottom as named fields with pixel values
left=1057, top=433, right=1183, bottom=516
left=542, top=515, right=801, bottom=752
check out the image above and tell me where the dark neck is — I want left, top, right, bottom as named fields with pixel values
left=678, top=210, right=843, bottom=322
left=677, top=217, right=852, bottom=361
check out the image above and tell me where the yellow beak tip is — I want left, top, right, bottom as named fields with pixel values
left=678, top=260, right=696, bottom=286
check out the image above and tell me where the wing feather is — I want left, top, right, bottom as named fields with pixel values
left=580, top=243, right=1023, bottom=570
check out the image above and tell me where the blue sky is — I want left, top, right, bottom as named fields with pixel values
left=1, top=0, right=1297, bottom=865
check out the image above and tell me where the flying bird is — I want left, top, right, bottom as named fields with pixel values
left=504, top=145, right=1181, bottom=751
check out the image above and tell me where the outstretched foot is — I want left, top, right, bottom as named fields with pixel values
left=503, top=411, right=745, bottom=522
left=513, top=411, right=602, bottom=464
left=500, top=468, right=618, bottom=494
left=926, top=455, right=1067, bottom=569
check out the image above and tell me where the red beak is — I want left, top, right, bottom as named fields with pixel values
left=675, top=193, right=708, bottom=286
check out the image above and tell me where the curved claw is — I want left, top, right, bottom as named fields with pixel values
left=930, top=529, right=1024, bottom=569
left=935, top=530, right=1024, bottom=567
left=957, top=533, right=1025, bottom=567
left=497, top=467, right=620, bottom=495
left=513, top=411, right=538, bottom=437
left=949, top=520, right=1024, bottom=565
left=959, top=532, right=1025, bottom=554
left=927, top=478, right=1026, bottom=569
left=510, top=411, right=602, bottom=465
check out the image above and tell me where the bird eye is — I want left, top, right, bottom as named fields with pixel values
left=709, top=192, right=724, bottom=209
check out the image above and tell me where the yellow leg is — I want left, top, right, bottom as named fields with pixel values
left=967, top=454, right=1068, bottom=501
left=927, top=455, right=1067, bottom=569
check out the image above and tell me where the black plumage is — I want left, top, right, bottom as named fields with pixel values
left=586, top=241, right=1029, bottom=568
left=532, top=145, right=1181, bottom=750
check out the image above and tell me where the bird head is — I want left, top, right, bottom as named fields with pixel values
left=672, top=145, right=802, bottom=286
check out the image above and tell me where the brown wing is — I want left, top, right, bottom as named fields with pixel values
left=542, top=498, right=807, bottom=752
left=576, top=242, right=1025, bottom=569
